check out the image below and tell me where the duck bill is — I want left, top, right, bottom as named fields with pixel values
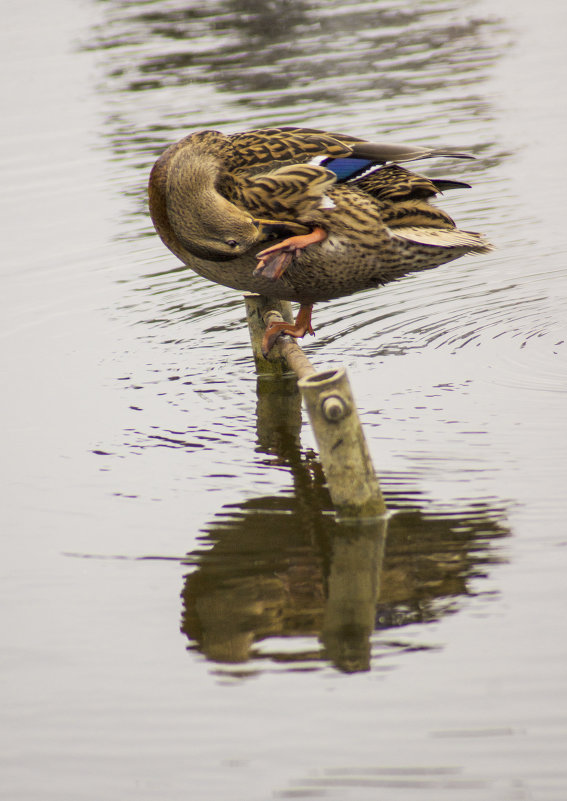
left=254, top=218, right=310, bottom=243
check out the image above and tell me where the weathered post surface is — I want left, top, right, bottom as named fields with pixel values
left=244, top=294, right=386, bottom=519
left=299, top=369, right=386, bottom=519
left=244, top=294, right=317, bottom=379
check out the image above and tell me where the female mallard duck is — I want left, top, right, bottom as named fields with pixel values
left=149, top=127, right=491, bottom=354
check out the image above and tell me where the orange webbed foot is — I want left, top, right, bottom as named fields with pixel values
left=254, top=226, right=327, bottom=281
left=261, top=304, right=315, bottom=357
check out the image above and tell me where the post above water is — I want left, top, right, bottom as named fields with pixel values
left=299, top=368, right=386, bottom=519
left=244, top=294, right=386, bottom=520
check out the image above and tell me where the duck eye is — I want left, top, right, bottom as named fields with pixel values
left=226, top=239, right=238, bottom=248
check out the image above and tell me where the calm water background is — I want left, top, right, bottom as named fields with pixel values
left=1, top=0, right=566, bottom=799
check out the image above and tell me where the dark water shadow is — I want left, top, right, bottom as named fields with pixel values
left=180, top=373, right=508, bottom=676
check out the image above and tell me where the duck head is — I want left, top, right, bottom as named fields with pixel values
left=149, top=143, right=260, bottom=262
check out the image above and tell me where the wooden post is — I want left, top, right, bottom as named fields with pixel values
left=299, top=369, right=386, bottom=519
left=244, top=293, right=317, bottom=378
left=244, top=294, right=386, bottom=519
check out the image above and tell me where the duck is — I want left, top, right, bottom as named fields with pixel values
left=148, top=126, right=492, bottom=355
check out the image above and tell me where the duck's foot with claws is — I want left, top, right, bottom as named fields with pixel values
left=261, top=304, right=314, bottom=357
left=254, top=226, right=327, bottom=281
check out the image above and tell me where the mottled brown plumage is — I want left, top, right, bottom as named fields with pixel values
left=148, top=127, right=491, bottom=351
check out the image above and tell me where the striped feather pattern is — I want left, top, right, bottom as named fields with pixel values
left=241, top=165, right=336, bottom=220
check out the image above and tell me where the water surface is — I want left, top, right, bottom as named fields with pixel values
left=1, top=0, right=566, bottom=799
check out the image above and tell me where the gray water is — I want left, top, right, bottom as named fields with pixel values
left=1, top=0, right=566, bottom=799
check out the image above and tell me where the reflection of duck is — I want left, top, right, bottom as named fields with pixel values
left=179, top=375, right=508, bottom=675
left=181, top=492, right=508, bottom=675
left=149, top=126, right=492, bottom=352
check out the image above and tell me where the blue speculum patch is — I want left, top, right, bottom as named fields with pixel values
left=320, top=157, right=374, bottom=181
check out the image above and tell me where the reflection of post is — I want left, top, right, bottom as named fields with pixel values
left=321, top=520, right=387, bottom=673
left=256, top=373, right=303, bottom=455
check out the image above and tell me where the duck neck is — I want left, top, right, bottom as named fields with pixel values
left=149, top=141, right=259, bottom=261
left=149, top=146, right=225, bottom=260
left=167, top=149, right=224, bottom=229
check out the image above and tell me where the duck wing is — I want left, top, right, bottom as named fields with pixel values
left=353, top=163, right=471, bottom=201
left=241, top=164, right=337, bottom=221
left=226, top=128, right=353, bottom=173
left=226, top=127, right=474, bottom=177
